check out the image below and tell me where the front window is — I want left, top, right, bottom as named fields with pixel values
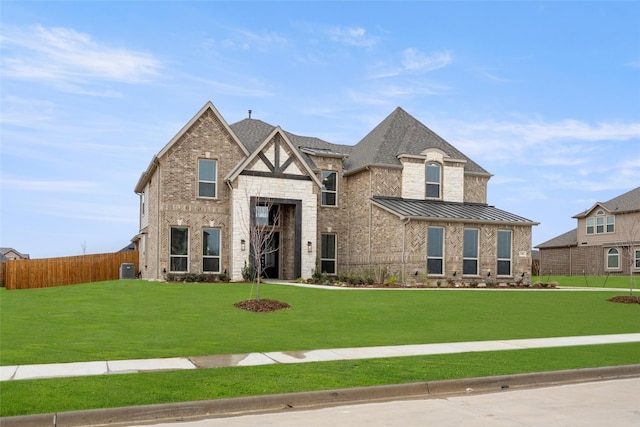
left=321, top=234, right=337, bottom=274
left=463, top=228, right=479, bottom=275
left=635, top=250, right=640, bottom=269
left=141, top=192, right=145, bottom=215
left=427, top=227, right=444, bottom=275
left=198, top=159, right=217, bottom=198
left=606, top=215, right=615, bottom=233
left=202, top=228, right=221, bottom=273
left=497, top=230, right=512, bottom=276
left=588, top=210, right=614, bottom=234
left=607, top=248, right=619, bottom=269
left=321, top=171, right=337, bottom=206
left=586, top=218, right=594, bottom=235
left=425, top=162, right=441, bottom=199
left=170, top=227, right=189, bottom=272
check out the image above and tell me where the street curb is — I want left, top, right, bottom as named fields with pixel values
left=2, top=365, right=639, bottom=427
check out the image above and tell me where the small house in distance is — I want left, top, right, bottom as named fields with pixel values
left=536, top=186, right=640, bottom=276
left=133, top=101, right=538, bottom=283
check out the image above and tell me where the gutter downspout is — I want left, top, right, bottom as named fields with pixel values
left=368, top=167, right=372, bottom=265
left=155, top=158, right=161, bottom=280
left=402, top=218, right=410, bottom=284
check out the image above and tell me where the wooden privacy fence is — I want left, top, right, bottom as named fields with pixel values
left=2, top=251, right=139, bottom=290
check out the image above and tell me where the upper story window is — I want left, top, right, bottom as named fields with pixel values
left=140, top=191, right=146, bottom=215
left=198, top=159, right=217, bottom=198
left=425, top=162, right=441, bottom=199
left=586, top=210, right=614, bottom=235
left=321, top=171, right=337, bottom=206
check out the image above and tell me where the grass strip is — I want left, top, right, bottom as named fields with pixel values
left=532, top=275, right=638, bottom=289
left=2, top=342, right=639, bottom=417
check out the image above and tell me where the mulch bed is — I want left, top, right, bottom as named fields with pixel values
left=607, top=295, right=640, bottom=305
left=234, top=299, right=291, bottom=312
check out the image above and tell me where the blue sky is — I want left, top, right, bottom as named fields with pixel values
left=1, top=1, right=639, bottom=259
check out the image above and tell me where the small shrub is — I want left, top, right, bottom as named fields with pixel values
left=241, top=260, right=253, bottom=281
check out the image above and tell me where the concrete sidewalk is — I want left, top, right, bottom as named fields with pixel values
left=2, top=333, right=639, bottom=382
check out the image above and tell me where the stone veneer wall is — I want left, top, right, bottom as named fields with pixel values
left=231, top=175, right=317, bottom=281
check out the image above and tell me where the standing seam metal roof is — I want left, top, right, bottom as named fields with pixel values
left=372, top=196, right=537, bottom=224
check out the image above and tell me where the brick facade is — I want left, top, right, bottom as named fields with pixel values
left=135, top=102, right=536, bottom=283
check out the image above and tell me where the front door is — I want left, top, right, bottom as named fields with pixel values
left=262, top=232, right=280, bottom=279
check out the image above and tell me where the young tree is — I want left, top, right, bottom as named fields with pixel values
left=247, top=196, right=280, bottom=300
left=236, top=185, right=281, bottom=301
left=618, top=217, right=639, bottom=296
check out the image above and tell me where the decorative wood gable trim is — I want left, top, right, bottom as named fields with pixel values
left=225, top=127, right=323, bottom=187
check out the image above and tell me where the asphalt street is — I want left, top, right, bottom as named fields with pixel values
left=142, top=378, right=640, bottom=427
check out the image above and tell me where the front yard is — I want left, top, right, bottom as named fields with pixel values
left=1, top=280, right=638, bottom=416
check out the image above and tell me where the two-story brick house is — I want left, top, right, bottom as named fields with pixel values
left=536, top=186, right=640, bottom=276
left=133, top=101, right=538, bottom=283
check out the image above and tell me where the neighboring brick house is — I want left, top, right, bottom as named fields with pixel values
left=535, top=186, right=640, bottom=276
left=0, top=248, right=30, bottom=260
left=133, top=101, right=538, bottom=283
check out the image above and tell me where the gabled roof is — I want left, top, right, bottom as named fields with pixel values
left=0, top=247, right=30, bottom=259
left=372, top=196, right=538, bottom=225
left=534, top=228, right=578, bottom=249
left=344, top=107, right=491, bottom=176
left=135, top=102, right=249, bottom=193
left=225, top=126, right=323, bottom=187
left=573, top=186, right=640, bottom=218
left=230, top=118, right=351, bottom=171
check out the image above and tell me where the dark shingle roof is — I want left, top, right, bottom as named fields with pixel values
left=573, top=186, right=640, bottom=217
left=344, top=107, right=490, bottom=175
left=372, top=196, right=537, bottom=225
left=535, top=228, right=578, bottom=249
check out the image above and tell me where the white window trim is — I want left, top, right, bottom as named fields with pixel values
left=606, top=247, right=620, bottom=270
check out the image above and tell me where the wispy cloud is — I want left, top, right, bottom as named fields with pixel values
left=229, top=29, right=288, bottom=53
left=0, top=25, right=162, bottom=93
left=1, top=177, right=98, bottom=193
left=402, top=48, right=452, bottom=73
left=441, top=117, right=640, bottom=193
left=328, top=26, right=379, bottom=48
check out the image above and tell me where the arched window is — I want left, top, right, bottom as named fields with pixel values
left=426, top=162, right=441, bottom=199
left=607, top=248, right=619, bottom=269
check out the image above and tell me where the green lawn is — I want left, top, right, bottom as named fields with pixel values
left=533, top=275, right=638, bottom=289
left=1, top=280, right=639, bottom=417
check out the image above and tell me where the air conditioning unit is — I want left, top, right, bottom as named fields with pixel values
left=119, top=263, right=136, bottom=279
